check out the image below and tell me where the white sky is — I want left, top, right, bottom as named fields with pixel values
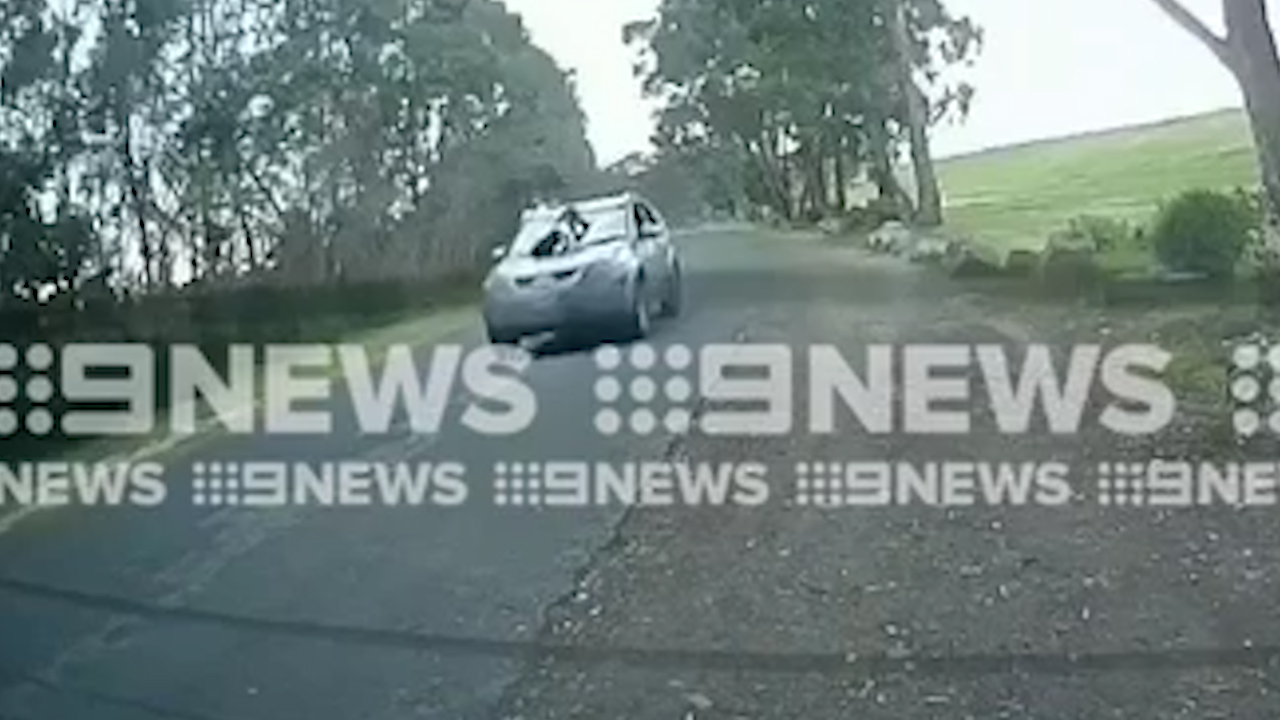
left=500, top=0, right=1277, bottom=167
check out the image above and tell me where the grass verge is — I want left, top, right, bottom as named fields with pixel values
left=938, top=108, right=1260, bottom=260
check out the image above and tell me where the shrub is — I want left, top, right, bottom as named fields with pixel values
left=1228, top=186, right=1274, bottom=267
left=1150, top=188, right=1256, bottom=279
left=1062, top=214, right=1138, bottom=253
left=1231, top=186, right=1265, bottom=219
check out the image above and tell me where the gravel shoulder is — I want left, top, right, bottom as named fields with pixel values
left=497, top=240, right=1280, bottom=719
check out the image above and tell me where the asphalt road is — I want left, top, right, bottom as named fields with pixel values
left=0, top=225, right=809, bottom=720
left=2, top=225, right=1279, bottom=719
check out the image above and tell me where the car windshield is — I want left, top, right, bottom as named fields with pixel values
left=509, top=206, right=629, bottom=257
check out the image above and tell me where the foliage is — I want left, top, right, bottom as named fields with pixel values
left=1151, top=188, right=1256, bottom=278
left=0, top=0, right=596, bottom=311
left=608, top=140, right=749, bottom=225
left=1061, top=215, right=1140, bottom=253
left=1146, top=0, right=1280, bottom=268
left=1228, top=186, right=1276, bottom=267
left=624, top=0, right=979, bottom=223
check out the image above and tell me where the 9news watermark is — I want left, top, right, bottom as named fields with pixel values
left=2, top=338, right=1279, bottom=511
left=0, top=340, right=1180, bottom=438
left=4, top=458, right=1280, bottom=511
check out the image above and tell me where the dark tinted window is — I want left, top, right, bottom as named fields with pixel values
left=635, top=203, right=659, bottom=232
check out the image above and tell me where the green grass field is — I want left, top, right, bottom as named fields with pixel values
left=938, top=108, right=1261, bottom=257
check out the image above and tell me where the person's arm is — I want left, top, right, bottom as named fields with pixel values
left=560, top=207, right=589, bottom=240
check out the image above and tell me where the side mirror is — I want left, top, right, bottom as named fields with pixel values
left=638, top=227, right=661, bottom=240
left=490, top=246, right=508, bottom=261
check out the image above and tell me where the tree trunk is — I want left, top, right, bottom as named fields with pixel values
left=904, top=81, right=943, bottom=226
left=833, top=141, right=847, bottom=213
left=756, top=126, right=794, bottom=220
left=776, top=128, right=796, bottom=220
left=869, top=116, right=914, bottom=217
left=1150, top=0, right=1280, bottom=258
left=123, top=119, right=156, bottom=289
left=815, top=135, right=831, bottom=216
left=890, top=1, right=944, bottom=227
left=799, top=138, right=826, bottom=220
left=746, top=134, right=792, bottom=220
left=1225, top=0, right=1280, bottom=258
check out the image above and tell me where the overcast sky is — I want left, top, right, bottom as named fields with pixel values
left=500, top=0, right=1277, bottom=167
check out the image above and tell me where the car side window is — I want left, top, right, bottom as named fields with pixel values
left=635, top=203, right=661, bottom=238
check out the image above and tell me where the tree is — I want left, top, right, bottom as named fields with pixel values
left=0, top=1, right=109, bottom=308
left=0, top=0, right=599, bottom=300
left=625, top=0, right=978, bottom=226
left=1148, top=0, right=1280, bottom=256
left=884, top=0, right=980, bottom=227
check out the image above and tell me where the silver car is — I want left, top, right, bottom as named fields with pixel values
left=482, top=192, right=683, bottom=345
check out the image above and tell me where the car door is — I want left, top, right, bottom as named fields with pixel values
left=633, top=201, right=669, bottom=288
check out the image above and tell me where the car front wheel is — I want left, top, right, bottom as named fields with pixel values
left=621, top=278, right=651, bottom=340
left=659, top=261, right=682, bottom=318
left=486, top=323, right=520, bottom=345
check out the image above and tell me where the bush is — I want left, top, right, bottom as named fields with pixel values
left=1227, top=186, right=1274, bottom=267
left=1062, top=214, right=1139, bottom=253
left=1151, top=189, right=1256, bottom=279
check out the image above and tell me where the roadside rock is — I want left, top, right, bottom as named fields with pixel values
left=817, top=217, right=843, bottom=236
left=906, top=236, right=954, bottom=263
left=944, top=242, right=1004, bottom=278
left=868, top=220, right=912, bottom=253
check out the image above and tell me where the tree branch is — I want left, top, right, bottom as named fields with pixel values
left=1147, top=0, right=1234, bottom=68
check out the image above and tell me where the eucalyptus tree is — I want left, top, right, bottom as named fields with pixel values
left=626, top=0, right=979, bottom=225
left=1148, top=0, right=1280, bottom=257
left=0, top=0, right=598, bottom=304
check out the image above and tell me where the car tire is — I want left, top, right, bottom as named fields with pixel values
left=659, top=261, right=683, bottom=318
left=621, top=277, right=651, bottom=341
